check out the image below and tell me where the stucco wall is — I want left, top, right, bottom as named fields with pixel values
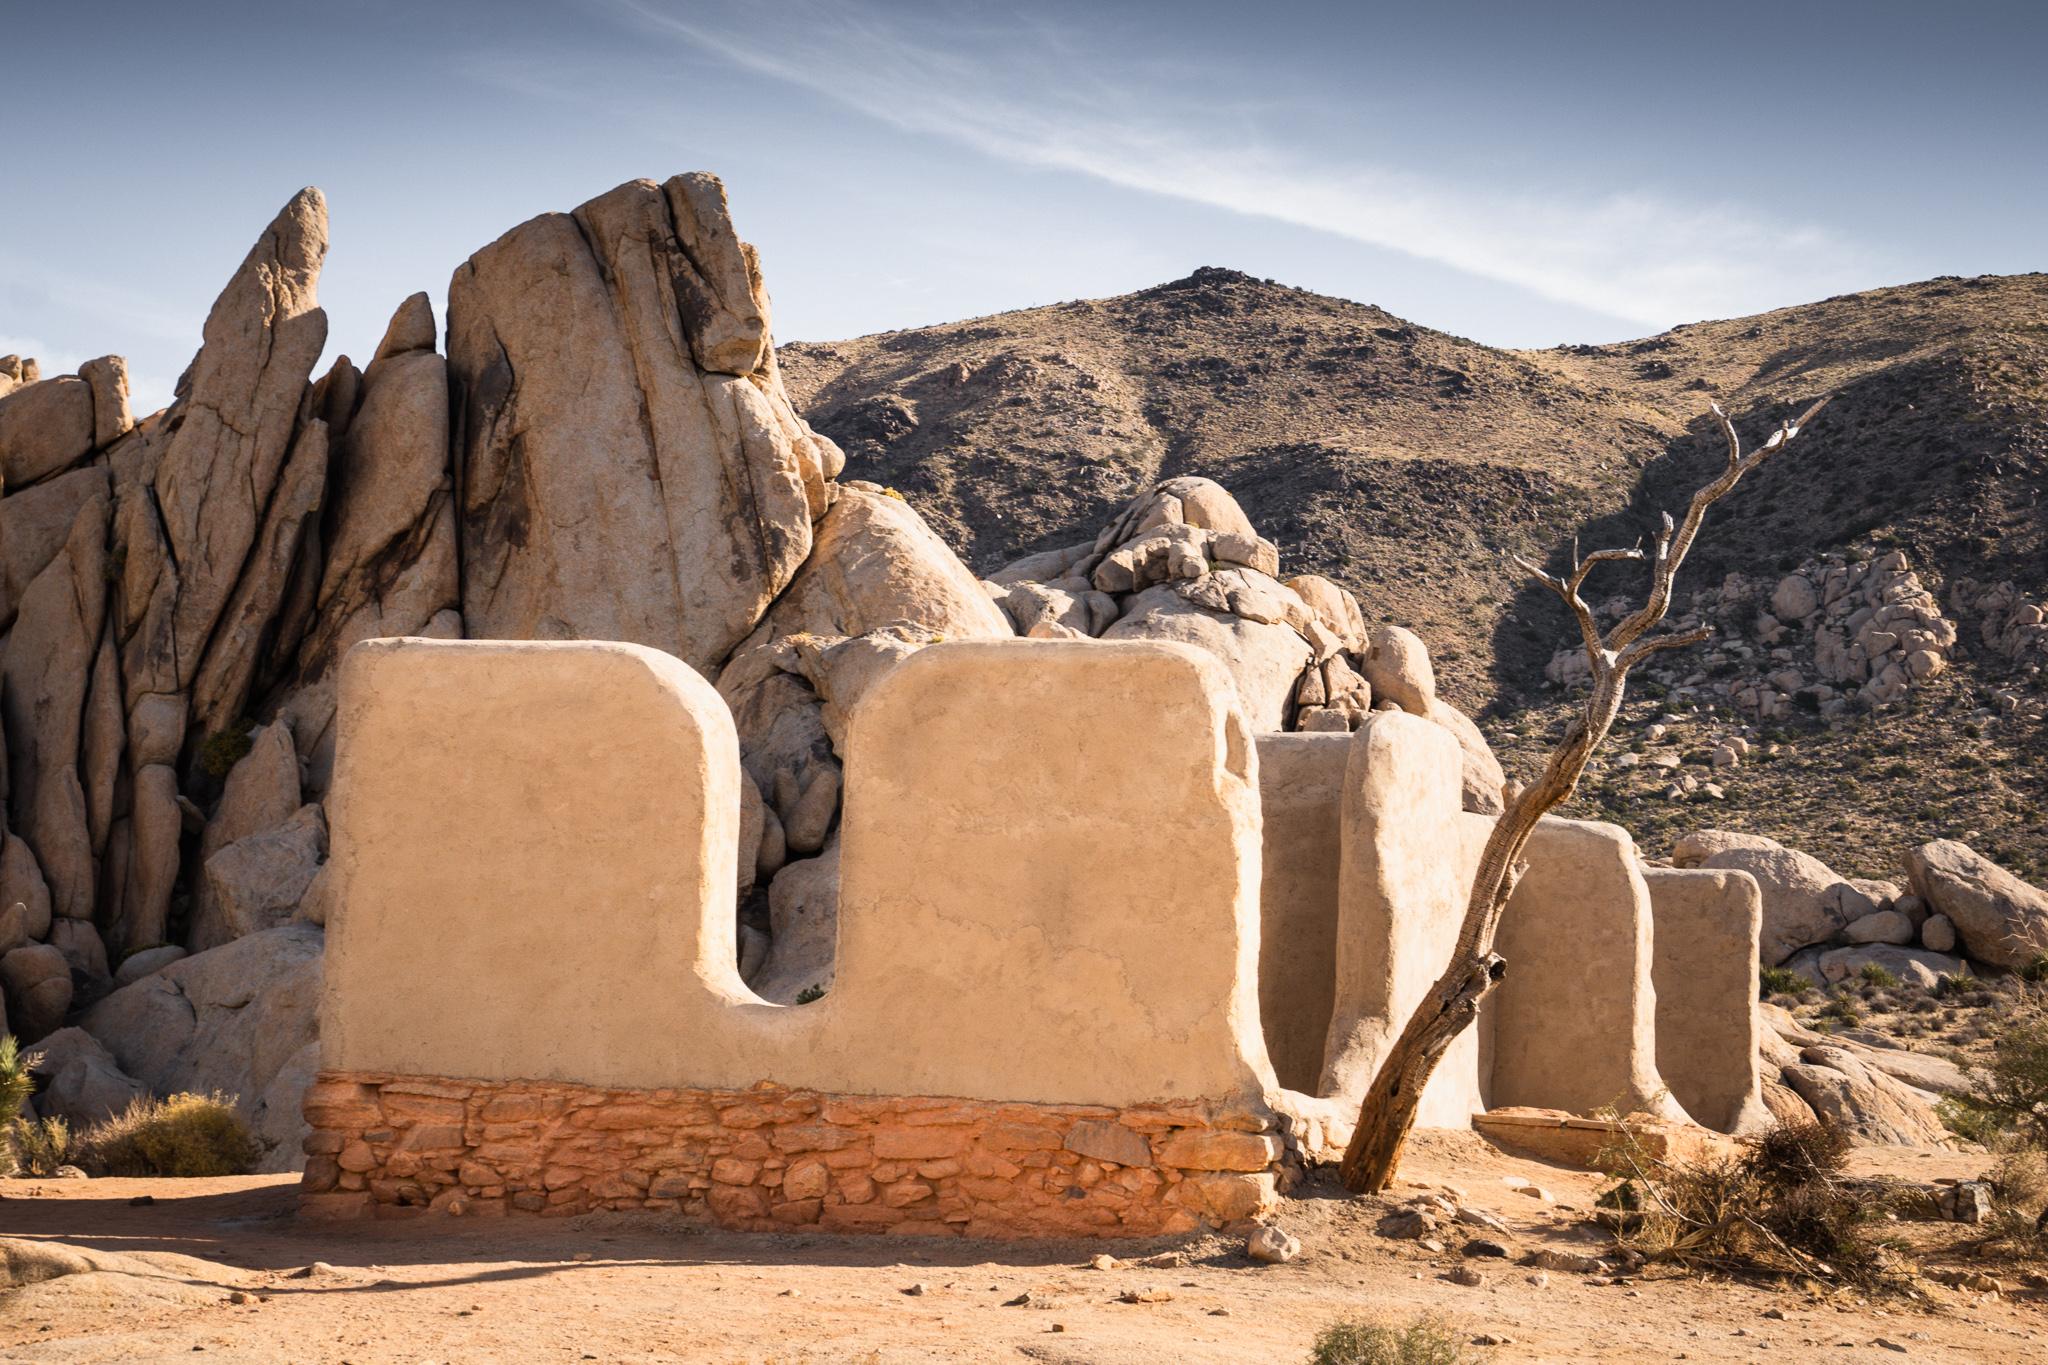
left=833, top=638, right=1277, bottom=1105
left=1253, top=733, right=1349, bottom=1093
left=1321, top=711, right=1490, bottom=1128
left=1644, top=866, right=1770, bottom=1134
left=324, top=636, right=1276, bottom=1112
left=1489, top=817, right=1686, bottom=1120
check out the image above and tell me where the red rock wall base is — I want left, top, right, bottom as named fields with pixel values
left=299, top=1073, right=1289, bottom=1238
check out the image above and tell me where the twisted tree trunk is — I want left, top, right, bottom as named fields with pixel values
left=1340, top=397, right=1830, bottom=1194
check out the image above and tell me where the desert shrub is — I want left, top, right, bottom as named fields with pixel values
left=1859, top=964, right=1900, bottom=988
left=1307, top=1313, right=1471, bottom=1365
left=2023, top=956, right=2048, bottom=985
left=794, top=984, right=826, bottom=1005
left=1938, top=1095, right=2007, bottom=1145
left=196, top=724, right=254, bottom=780
left=0, top=1035, right=32, bottom=1119
left=7, top=1116, right=74, bottom=1176
left=1600, top=1118, right=1894, bottom=1284
left=1935, top=969, right=1977, bottom=1000
left=1939, top=1014, right=2048, bottom=1150
left=82, top=1092, right=261, bottom=1177
left=1819, top=992, right=1863, bottom=1027
left=1759, top=967, right=1811, bottom=999
left=1748, top=1118, right=1851, bottom=1188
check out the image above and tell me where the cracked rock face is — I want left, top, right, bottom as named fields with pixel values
left=447, top=175, right=836, bottom=675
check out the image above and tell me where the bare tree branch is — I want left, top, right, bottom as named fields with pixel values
left=1340, top=398, right=1830, bottom=1193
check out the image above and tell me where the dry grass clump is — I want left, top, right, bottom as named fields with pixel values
left=0, top=1035, right=32, bottom=1118
left=81, top=1092, right=261, bottom=1177
left=1599, top=1118, right=1901, bottom=1286
left=5, top=1115, right=75, bottom=1176
left=1308, top=1313, right=1473, bottom=1365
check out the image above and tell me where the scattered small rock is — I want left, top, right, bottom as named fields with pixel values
left=1246, top=1225, right=1300, bottom=1265
left=1087, top=1253, right=1117, bottom=1271
left=902, top=1283, right=927, bottom=1297
left=1381, top=1209, right=1439, bottom=1240
left=227, top=1291, right=251, bottom=1305
left=1450, top=1265, right=1484, bottom=1287
left=128, top=1195, right=155, bottom=1207
left=1116, top=1287, right=1174, bottom=1304
left=1456, top=1206, right=1510, bottom=1233
left=1465, top=1239, right=1510, bottom=1259
left=1527, top=1249, right=1604, bottom=1274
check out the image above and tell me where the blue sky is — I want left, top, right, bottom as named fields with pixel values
left=4, top=0, right=2042, bottom=415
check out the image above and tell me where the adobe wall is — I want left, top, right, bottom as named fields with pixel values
left=1644, top=867, right=1771, bottom=1134
left=1253, top=733, right=1349, bottom=1093
left=1490, top=818, right=1686, bottom=1120
left=1320, top=711, right=1492, bottom=1128
left=311, top=637, right=1285, bottom=1232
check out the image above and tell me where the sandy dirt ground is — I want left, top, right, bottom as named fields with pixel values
left=3, top=1133, right=2043, bottom=1363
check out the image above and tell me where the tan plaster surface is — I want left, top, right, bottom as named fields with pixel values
left=1251, top=733, right=1348, bottom=1093
left=1490, top=817, right=1684, bottom=1120
left=1320, top=711, right=1487, bottom=1127
left=1644, top=866, right=1771, bottom=1134
left=325, top=637, right=1276, bottom=1114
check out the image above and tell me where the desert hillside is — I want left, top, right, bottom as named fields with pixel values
left=781, top=269, right=2048, bottom=878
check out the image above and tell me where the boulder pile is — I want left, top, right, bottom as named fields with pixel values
left=1675, top=827, right=2048, bottom=980
left=1949, top=577, right=2048, bottom=676
left=985, top=478, right=1507, bottom=812
left=1545, top=545, right=1962, bottom=718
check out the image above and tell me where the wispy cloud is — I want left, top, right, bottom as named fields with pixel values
left=613, top=0, right=1875, bottom=329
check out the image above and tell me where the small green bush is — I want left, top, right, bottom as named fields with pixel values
left=1759, top=967, right=1811, bottom=998
left=1859, top=964, right=1901, bottom=988
left=794, top=984, right=826, bottom=1005
left=7, top=1116, right=74, bottom=1177
left=82, top=1092, right=262, bottom=1177
left=1935, top=969, right=1978, bottom=1000
left=1308, top=1313, right=1472, bottom=1365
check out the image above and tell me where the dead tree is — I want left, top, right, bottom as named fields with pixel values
left=1339, top=397, right=1831, bottom=1194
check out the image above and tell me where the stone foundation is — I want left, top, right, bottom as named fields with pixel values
left=299, top=1072, right=1289, bottom=1238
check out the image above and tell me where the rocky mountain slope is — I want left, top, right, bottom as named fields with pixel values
left=781, top=269, right=2048, bottom=879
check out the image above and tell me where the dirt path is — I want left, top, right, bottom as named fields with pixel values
left=3, top=1134, right=2041, bottom=1363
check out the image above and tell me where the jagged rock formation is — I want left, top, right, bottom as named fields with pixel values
left=0, top=174, right=1073, bottom=1159
left=446, top=175, right=841, bottom=675
left=0, top=181, right=838, bottom=1109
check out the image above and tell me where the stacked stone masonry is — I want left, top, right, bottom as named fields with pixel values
left=301, top=1073, right=1287, bottom=1238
